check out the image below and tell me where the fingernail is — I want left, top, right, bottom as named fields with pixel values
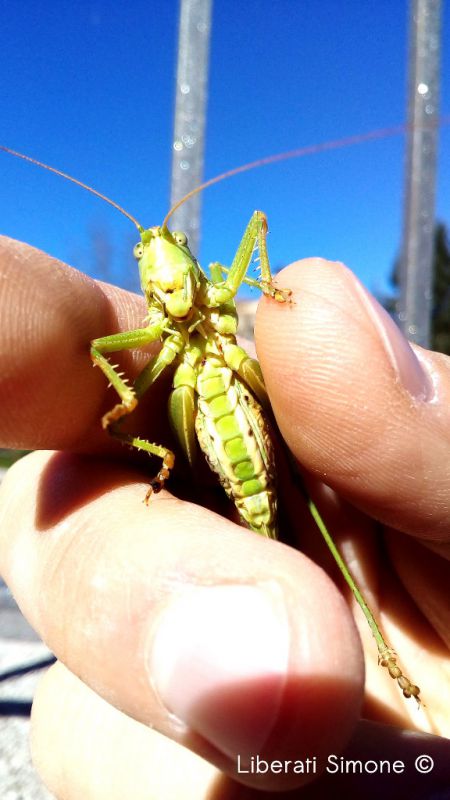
left=149, top=582, right=290, bottom=760
left=348, top=274, right=433, bottom=401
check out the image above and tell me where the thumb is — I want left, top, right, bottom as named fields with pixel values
left=255, top=258, right=449, bottom=543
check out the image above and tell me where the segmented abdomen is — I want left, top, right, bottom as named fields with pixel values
left=195, top=355, right=277, bottom=538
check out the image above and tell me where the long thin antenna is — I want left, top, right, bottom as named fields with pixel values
left=3, top=117, right=449, bottom=234
left=162, top=117, right=450, bottom=227
left=0, top=145, right=143, bottom=231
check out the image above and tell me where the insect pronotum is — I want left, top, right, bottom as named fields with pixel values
left=0, top=137, right=422, bottom=704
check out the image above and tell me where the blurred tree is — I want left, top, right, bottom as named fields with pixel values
left=384, top=223, right=450, bottom=355
left=431, top=224, right=450, bottom=355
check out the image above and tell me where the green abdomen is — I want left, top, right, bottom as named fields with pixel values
left=195, top=357, right=277, bottom=538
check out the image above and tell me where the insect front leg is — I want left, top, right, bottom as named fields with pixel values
left=117, top=336, right=188, bottom=500
left=91, top=322, right=166, bottom=427
left=210, top=261, right=272, bottom=292
left=91, top=323, right=180, bottom=500
left=204, top=211, right=291, bottom=307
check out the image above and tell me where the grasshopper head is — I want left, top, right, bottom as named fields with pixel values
left=134, top=226, right=200, bottom=321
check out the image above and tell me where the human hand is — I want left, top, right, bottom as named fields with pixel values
left=0, top=238, right=449, bottom=798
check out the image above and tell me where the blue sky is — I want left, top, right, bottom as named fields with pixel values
left=1, top=0, right=449, bottom=300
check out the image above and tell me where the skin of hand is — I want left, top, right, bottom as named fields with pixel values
left=0, top=237, right=450, bottom=799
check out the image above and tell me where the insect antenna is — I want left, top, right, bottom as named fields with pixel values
left=163, top=116, right=450, bottom=227
left=0, top=144, right=144, bottom=231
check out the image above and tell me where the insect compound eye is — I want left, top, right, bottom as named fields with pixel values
left=173, top=231, right=188, bottom=246
left=133, top=242, right=144, bottom=260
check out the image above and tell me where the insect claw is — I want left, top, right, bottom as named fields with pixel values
left=144, top=476, right=164, bottom=505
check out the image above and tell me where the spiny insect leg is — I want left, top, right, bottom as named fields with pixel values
left=204, top=211, right=291, bottom=307
left=91, top=322, right=166, bottom=427
left=253, top=213, right=291, bottom=303
left=91, top=346, right=138, bottom=428
left=209, top=261, right=260, bottom=290
left=109, top=426, right=175, bottom=502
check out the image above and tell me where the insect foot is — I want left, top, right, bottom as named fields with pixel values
left=144, top=452, right=176, bottom=505
left=273, top=286, right=293, bottom=304
left=260, top=280, right=292, bottom=304
left=379, top=649, right=421, bottom=705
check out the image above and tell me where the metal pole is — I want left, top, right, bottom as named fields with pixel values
left=398, top=0, right=441, bottom=347
left=170, top=0, right=212, bottom=255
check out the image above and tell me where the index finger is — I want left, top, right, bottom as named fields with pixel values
left=0, top=236, right=153, bottom=451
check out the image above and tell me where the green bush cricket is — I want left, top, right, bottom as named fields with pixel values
left=0, top=142, right=422, bottom=706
